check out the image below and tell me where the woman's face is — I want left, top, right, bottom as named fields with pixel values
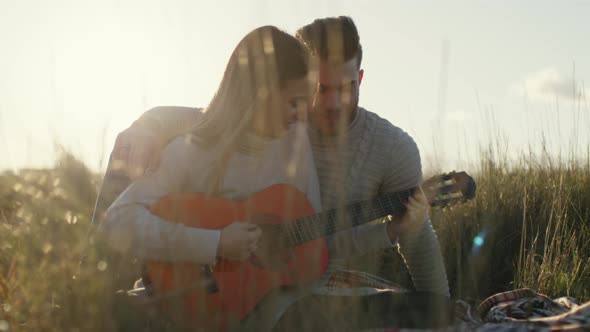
left=251, top=77, right=311, bottom=138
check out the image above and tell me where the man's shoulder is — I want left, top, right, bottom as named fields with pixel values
left=359, top=108, right=422, bottom=187
left=360, top=107, right=416, bottom=149
left=138, top=106, right=204, bottom=130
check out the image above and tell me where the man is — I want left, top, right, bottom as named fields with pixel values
left=94, top=16, right=450, bottom=330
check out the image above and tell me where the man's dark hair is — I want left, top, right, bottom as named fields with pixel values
left=296, top=16, right=362, bottom=68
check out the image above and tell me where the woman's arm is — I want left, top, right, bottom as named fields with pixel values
left=98, top=137, right=221, bottom=264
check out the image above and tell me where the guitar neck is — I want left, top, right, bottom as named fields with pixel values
left=283, top=188, right=415, bottom=247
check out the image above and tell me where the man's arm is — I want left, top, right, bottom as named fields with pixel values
left=382, top=132, right=450, bottom=297
left=91, top=106, right=202, bottom=225
left=324, top=124, right=427, bottom=261
left=136, top=106, right=203, bottom=143
left=98, top=137, right=221, bottom=264
left=122, top=106, right=203, bottom=177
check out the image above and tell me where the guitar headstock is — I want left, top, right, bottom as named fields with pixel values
left=422, top=171, right=476, bottom=208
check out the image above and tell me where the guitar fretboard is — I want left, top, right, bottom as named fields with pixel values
left=282, top=188, right=415, bottom=247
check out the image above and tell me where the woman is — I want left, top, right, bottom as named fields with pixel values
left=101, top=25, right=318, bottom=265
left=99, top=27, right=321, bottom=330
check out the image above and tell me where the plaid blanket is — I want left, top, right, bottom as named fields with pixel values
left=325, top=270, right=590, bottom=331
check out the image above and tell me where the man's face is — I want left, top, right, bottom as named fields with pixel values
left=310, top=57, right=363, bottom=136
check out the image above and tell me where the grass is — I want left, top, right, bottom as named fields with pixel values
left=0, top=142, right=589, bottom=330
left=347, top=143, right=590, bottom=306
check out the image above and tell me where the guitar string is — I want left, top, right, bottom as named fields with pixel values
left=273, top=189, right=414, bottom=246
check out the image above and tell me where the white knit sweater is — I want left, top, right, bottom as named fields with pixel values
left=309, top=107, right=449, bottom=297
left=101, top=123, right=322, bottom=265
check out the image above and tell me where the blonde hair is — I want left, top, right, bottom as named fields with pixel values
left=191, top=26, right=310, bottom=193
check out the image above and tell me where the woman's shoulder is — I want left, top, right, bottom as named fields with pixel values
left=165, top=135, right=196, bottom=156
left=163, top=135, right=217, bottom=166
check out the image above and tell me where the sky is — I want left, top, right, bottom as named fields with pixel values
left=1, top=0, right=589, bottom=173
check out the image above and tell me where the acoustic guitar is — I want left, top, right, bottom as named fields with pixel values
left=144, top=171, right=476, bottom=330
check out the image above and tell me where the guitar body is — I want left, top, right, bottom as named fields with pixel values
left=145, top=184, right=328, bottom=330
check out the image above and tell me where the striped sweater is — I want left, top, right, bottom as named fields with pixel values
left=308, top=107, right=449, bottom=297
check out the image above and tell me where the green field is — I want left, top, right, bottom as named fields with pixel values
left=1, top=146, right=589, bottom=330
